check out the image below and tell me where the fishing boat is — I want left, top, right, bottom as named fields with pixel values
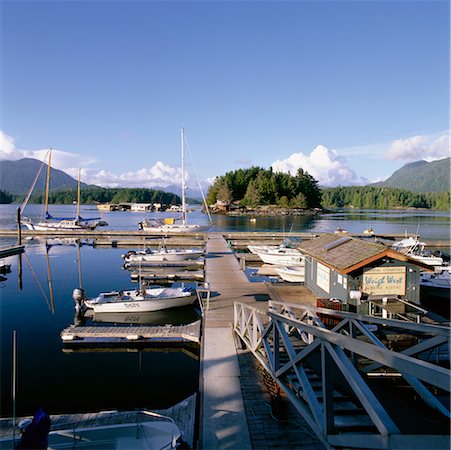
left=275, top=266, right=305, bottom=282
left=247, top=237, right=301, bottom=255
left=420, top=270, right=451, bottom=299
left=254, top=247, right=305, bottom=266
left=122, top=238, right=203, bottom=263
left=392, top=236, right=444, bottom=266
left=20, top=151, right=105, bottom=231
left=139, top=129, right=209, bottom=233
left=76, top=285, right=198, bottom=313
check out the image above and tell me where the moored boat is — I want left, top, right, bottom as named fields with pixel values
left=122, top=239, right=203, bottom=263
left=275, top=266, right=305, bottom=282
left=76, top=285, right=198, bottom=313
left=254, top=247, right=305, bottom=266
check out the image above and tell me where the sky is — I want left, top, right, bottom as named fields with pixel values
left=1, top=0, right=449, bottom=191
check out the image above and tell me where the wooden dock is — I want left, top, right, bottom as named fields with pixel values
left=199, top=233, right=322, bottom=449
left=0, top=393, right=197, bottom=448
left=0, top=244, right=24, bottom=258
left=60, top=320, right=201, bottom=344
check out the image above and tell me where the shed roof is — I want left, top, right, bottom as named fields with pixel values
left=298, top=233, right=430, bottom=274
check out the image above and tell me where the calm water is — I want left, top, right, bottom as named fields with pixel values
left=0, top=204, right=449, bottom=418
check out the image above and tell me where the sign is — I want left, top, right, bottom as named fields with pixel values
left=317, top=263, right=330, bottom=294
left=363, top=267, right=406, bottom=295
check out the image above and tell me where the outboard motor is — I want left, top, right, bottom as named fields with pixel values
left=72, top=288, right=85, bottom=313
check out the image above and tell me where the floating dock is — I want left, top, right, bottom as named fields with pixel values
left=0, top=394, right=197, bottom=448
left=60, top=320, right=201, bottom=345
left=0, top=244, right=24, bottom=258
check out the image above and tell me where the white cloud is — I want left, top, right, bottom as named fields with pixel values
left=272, top=145, right=367, bottom=187
left=385, top=131, right=450, bottom=162
left=77, top=162, right=185, bottom=188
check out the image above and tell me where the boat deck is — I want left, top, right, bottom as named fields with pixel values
left=60, top=320, right=201, bottom=344
left=0, top=394, right=197, bottom=448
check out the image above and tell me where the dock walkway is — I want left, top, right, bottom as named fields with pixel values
left=200, top=233, right=321, bottom=449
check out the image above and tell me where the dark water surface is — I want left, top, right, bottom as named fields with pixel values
left=0, top=204, right=449, bottom=418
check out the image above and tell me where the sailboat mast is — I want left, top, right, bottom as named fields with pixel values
left=44, top=149, right=52, bottom=216
left=77, top=169, right=81, bottom=219
left=181, top=128, right=186, bottom=225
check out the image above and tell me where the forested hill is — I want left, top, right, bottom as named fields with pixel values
left=206, top=167, right=322, bottom=208
left=371, top=157, right=450, bottom=192
left=0, top=158, right=91, bottom=194
left=321, top=186, right=449, bottom=210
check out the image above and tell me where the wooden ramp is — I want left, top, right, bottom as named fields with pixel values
left=61, top=320, right=201, bottom=344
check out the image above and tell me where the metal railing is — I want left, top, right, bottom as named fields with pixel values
left=233, top=300, right=450, bottom=449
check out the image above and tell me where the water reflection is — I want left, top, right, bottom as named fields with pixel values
left=0, top=242, right=199, bottom=417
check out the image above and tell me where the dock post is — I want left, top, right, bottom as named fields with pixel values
left=16, top=208, right=21, bottom=245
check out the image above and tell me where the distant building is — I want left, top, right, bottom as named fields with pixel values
left=298, top=234, right=432, bottom=315
left=130, top=203, right=153, bottom=212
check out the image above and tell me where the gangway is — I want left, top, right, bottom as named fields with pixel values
left=233, top=300, right=450, bottom=449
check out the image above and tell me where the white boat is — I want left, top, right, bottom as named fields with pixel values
left=122, top=238, right=203, bottom=263
left=248, top=237, right=301, bottom=255
left=254, top=247, right=305, bottom=266
left=420, top=270, right=451, bottom=299
left=21, top=152, right=105, bottom=231
left=275, top=266, right=305, bottom=282
left=392, top=237, right=444, bottom=266
left=78, top=285, right=197, bottom=313
left=0, top=408, right=181, bottom=449
left=139, top=129, right=209, bottom=233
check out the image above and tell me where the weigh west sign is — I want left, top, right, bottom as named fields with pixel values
left=362, top=267, right=406, bottom=296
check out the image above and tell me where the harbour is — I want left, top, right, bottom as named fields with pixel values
left=0, top=205, right=450, bottom=449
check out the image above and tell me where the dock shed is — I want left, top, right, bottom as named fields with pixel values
left=297, top=234, right=431, bottom=311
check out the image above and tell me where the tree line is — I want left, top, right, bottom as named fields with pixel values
left=321, top=186, right=450, bottom=210
left=1, top=187, right=181, bottom=206
left=206, top=167, right=322, bottom=209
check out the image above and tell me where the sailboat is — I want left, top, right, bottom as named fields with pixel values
left=21, top=150, right=105, bottom=231
left=138, top=128, right=209, bottom=233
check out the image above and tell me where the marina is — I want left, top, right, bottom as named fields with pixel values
left=0, top=206, right=450, bottom=449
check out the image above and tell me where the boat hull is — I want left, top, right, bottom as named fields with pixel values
left=275, top=266, right=305, bottom=282
left=125, top=249, right=203, bottom=263
left=84, top=291, right=197, bottom=313
left=256, top=250, right=305, bottom=266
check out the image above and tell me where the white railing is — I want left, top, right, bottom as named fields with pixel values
left=233, top=301, right=451, bottom=449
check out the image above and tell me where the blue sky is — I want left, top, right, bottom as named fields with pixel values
left=1, top=0, right=449, bottom=189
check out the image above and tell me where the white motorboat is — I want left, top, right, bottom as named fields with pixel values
left=392, top=237, right=444, bottom=266
left=77, top=285, right=197, bottom=313
left=420, top=270, right=451, bottom=299
left=275, top=266, right=305, bottom=282
left=123, top=239, right=203, bottom=264
left=254, top=247, right=305, bottom=266
left=0, top=408, right=181, bottom=450
left=247, top=237, right=301, bottom=255
left=20, top=152, right=105, bottom=231
left=139, top=129, right=209, bottom=233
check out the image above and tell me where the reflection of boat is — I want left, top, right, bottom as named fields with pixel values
left=139, top=129, right=208, bottom=233
left=0, top=263, right=11, bottom=274
left=1, top=408, right=182, bottom=449
left=275, top=266, right=305, bottom=282
left=20, top=151, right=105, bottom=231
left=392, top=237, right=444, bottom=266
left=78, top=285, right=198, bottom=313
left=122, top=239, right=203, bottom=263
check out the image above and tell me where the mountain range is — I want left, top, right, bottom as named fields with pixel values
left=370, top=157, right=450, bottom=192
left=0, top=158, right=90, bottom=195
left=0, top=156, right=449, bottom=196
